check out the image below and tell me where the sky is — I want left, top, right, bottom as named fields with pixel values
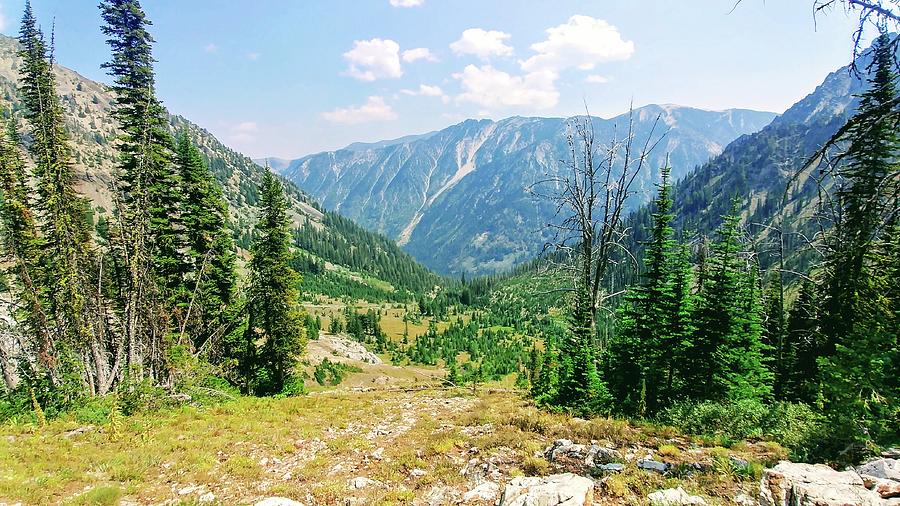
left=0, top=0, right=868, bottom=159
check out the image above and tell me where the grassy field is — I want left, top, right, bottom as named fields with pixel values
left=0, top=386, right=784, bottom=505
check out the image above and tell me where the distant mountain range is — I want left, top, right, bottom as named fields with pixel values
left=274, top=106, right=777, bottom=275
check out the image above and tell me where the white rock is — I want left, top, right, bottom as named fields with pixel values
left=759, top=461, right=887, bottom=506
left=499, top=473, right=594, bottom=506
left=647, top=487, right=707, bottom=505
left=255, top=498, right=305, bottom=506
left=463, top=481, right=500, bottom=502
left=859, top=459, right=900, bottom=483
left=198, top=492, right=215, bottom=503
left=734, top=492, right=756, bottom=506
left=349, top=477, right=382, bottom=489
left=410, top=468, right=427, bottom=478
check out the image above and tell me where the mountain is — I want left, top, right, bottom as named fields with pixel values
left=0, top=34, right=440, bottom=297
left=276, top=106, right=777, bottom=275
left=653, top=46, right=872, bottom=257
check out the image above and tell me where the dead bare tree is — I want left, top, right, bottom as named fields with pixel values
left=529, top=106, right=667, bottom=333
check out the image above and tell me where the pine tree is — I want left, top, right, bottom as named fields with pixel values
left=18, top=2, right=95, bottom=385
left=556, top=282, right=611, bottom=415
left=0, top=116, right=53, bottom=377
left=782, top=280, right=821, bottom=403
left=244, top=172, right=305, bottom=394
left=818, top=32, right=900, bottom=457
left=175, top=131, right=236, bottom=347
left=100, top=0, right=186, bottom=377
left=606, top=167, right=684, bottom=415
left=684, top=208, right=771, bottom=402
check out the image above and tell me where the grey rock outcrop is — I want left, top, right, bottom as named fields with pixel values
left=499, top=473, right=594, bottom=506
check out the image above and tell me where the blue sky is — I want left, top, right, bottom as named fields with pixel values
left=0, top=1, right=865, bottom=159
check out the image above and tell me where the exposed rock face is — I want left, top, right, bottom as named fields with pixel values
left=463, top=481, right=500, bottom=503
left=759, top=461, right=900, bottom=506
left=647, top=487, right=707, bottom=505
left=307, top=334, right=382, bottom=365
left=860, top=459, right=900, bottom=483
left=499, top=473, right=594, bottom=506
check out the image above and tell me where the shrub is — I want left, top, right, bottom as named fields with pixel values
left=659, top=400, right=825, bottom=460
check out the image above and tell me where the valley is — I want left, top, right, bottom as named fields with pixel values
left=0, top=1, right=897, bottom=506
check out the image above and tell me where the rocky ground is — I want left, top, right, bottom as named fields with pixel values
left=1, top=343, right=897, bottom=505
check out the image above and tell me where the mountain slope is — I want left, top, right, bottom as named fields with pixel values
left=0, top=34, right=441, bottom=297
left=277, top=107, right=776, bottom=275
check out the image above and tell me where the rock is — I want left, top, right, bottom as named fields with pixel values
left=586, top=444, right=621, bottom=466
left=410, top=468, right=427, bottom=478
left=349, top=477, right=382, bottom=489
left=198, top=492, right=215, bottom=503
left=255, top=498, right=305, bottom=506
left=729, top=456, right=749, bottom=469
left=759, top=461, right=888, bottom=506
left=499, top=473, right=594, bottom=506
left=870, top=478, right=900, bottom=499
left=647, top=487, right=707, bottom=505
left=178, top=485, right=202, bottom=495
left=63, top=425, right=95, bottom=438
left=638, top=458, right=669, bottom=473
left=734, top=493, right=756, bottom=506
left=882, top=449, right=900, bottom=459
left=596, top=463, right=624, bottom=473
left=371, top=447, right=385, bottom=460
left=859, top=459, right=900, bottom=482
left=463, top=481, right=500, bottom=502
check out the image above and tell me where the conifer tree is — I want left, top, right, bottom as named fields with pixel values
left=100, top=0, right=186, bottom=376
left=244, top=172, right=305, bottom=394
left=556, top=283, right=610, bottom=415
left=684, top=208, right=771, bottom=402
left=18, top=2, right=95, bottom=384
left=175, top=131, right=236, bottom=346
left=0, top=117, right=53, bottom=377
left=818, top=32, right=900, bottom=456
left=782, top=280, right=821, bottom=403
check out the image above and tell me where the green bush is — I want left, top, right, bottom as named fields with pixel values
left=659, top=399, right=825, bottom=459
left=313, top=358, right=362, bottom=386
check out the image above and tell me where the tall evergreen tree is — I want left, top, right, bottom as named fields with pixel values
left=782, top=280, right=821, bottom=404
left=18, top=2, right=95, bottom=385
left=684, top=208, right=771, bottom=402
left=175, top=131, right=236, bottom=348
left=818, top=32, right=900, bottom=456
left=0, top=116, right=53, bottom=378
left=100, top=0, right=187, bottom=378
left=244, top=172, right=305, bottom=394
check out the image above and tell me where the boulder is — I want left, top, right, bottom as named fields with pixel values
left=463, top=481, right=500, bottom=503
left=647, top=487, right=707, bottom=505
left=255, top=498, right=305, bottom=506
left=499, top=473, right=594, bottom=506
left=596, top=463, right=624, bottom=473
left=759, top=461, right=887, bottom=506
left=638, top=458, right=669, bottom=473
left=545, top=439, right=621, bottom=467
left=859, top=459, right=900, bottom=482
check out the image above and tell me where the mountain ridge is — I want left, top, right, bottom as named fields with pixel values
left=275, top=105, right=777, bottom=275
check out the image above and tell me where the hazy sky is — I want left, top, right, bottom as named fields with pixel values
left=0, top=1, right=866, bottom=159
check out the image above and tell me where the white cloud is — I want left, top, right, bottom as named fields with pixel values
left=321, top=96, right=398, bottom=125
left=389, top=0, right=424, bottom=6
left=247, top=52, right=261, bottom=61
left=453, top=65, right=558, bottom=110
left=343, top=38, right=403, bottom=81
left=402, top=47, right=437, bottom=63
left=521, top=15, right=634, bottom=72
left=450, top=28, right=513, bottom=60
left=204, top=43, right=218, bottom=53
left=585, top=74, right=609, bottom=84
left=400, top=84, right=449, bottom=103
left=229, top=121, right=259, bottom=143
